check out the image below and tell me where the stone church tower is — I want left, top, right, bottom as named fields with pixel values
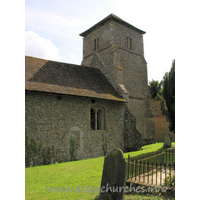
left=80, top=14, right=154, bottom=144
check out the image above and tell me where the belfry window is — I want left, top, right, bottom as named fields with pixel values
left=90, top=107, right=105, bottom=130
left=94, top=37, right=99, bottom=51
left=127, top=37, right=132, bottom=50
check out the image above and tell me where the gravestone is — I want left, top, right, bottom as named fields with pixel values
left=100, top=148, right=128, bottom=200
left=163, top=133, right=171, bottom=148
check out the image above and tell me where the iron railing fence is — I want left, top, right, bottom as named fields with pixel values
left=127, top=149, right=175, bottom=187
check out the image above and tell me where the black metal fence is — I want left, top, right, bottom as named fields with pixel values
left=127, top=149, right=175, bottom=187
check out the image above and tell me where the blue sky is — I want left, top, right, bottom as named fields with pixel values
left=25, top=0, right=190, bottom=82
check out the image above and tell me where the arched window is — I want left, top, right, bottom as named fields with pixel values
left=90, top=107, right=105, bottom=130
left=97, top=109, right=103, bottom=130
left=90, top=108, right=95, bottom=130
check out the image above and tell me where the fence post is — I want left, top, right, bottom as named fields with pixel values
left=135, top=159, right=137, bottom=181
left=169, top=163, right=171, bottom=187
left=160, top=162, right=162, bottom=185
left=174, top=150, right=175, bottom=165
left=170, top=149, right=172, bottom=165
left=143, top=161, right=145, bottom=183
left=139, top=160, right=141, bottom=182
left=156, top=161, right=157, bottom=185
left=131, top=158, right=133, bottom=179
left=174, top=162, right=175, bottom=172
left=162, top=152, right=164, bottom=163
left=164, top=162, right=167, bottom=184
left=147, top=160, right=149, bottom=184
left=151, top=162, right=154, bottom=185
left=128, top=154, right=130, bottom=179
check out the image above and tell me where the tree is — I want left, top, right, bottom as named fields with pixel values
left=149, top=79, right=163, bottom=100
left=161, top=59, right=175, bottom=133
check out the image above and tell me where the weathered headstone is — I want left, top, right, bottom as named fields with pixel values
left=100, top=148, right=128, bottom=200
left=163, top=133, right=171, bottom=148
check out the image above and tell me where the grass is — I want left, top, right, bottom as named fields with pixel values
left=124, top=142, right=175, bottom=159
left=25, top=142, right=175, bottom=200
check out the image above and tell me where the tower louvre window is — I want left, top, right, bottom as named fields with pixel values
left=94, top=37, right=99, bottom=51
left=127, top=37, right=132, bottom=50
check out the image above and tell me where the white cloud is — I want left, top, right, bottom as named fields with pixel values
left=25, top=31, right=60, bottom=61
left=25, top=6, right=91, bottom=40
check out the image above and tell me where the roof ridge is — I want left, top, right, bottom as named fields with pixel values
left=25, top=55, right=96, bottom=70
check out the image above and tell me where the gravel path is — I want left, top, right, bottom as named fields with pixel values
left=127, top=167, right=175, bottom=186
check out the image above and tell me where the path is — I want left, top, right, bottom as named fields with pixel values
left=127, top=167, right=175, bottom=186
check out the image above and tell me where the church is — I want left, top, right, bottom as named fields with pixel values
left=25, top=14, right=155, bottom=162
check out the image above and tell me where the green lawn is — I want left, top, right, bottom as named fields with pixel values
left=25, top=142, right=175, bottom=200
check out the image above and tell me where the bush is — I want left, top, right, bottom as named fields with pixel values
left=164, top=173, right=175, bottom=187
left=25, top=132, right=55, bottom=167
left=164, top=173, right=175, bottom=197
left=155, top=94, right=164, bottom=101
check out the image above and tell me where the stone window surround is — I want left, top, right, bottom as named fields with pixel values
left=90, top=106, right=105, bottom=131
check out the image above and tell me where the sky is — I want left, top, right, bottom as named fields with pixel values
left=25, top=0, right=179, bottom=82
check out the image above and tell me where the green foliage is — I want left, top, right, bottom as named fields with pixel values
left=163, top=174, right=175, bottom=198
left=25, top=132, right=55, bottom=167
left=161, top=60, right=175, bottom=133
left=149, top=80, right=163, bottom=100
left=164, top=173, right=175, bottom=187
left=42, top=146, right=52, bottom=165
left=154, top=93, right=163, bottom=101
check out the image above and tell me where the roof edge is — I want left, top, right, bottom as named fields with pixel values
left=25, top=55, right=90, bottom=69
left=25, top=89, right=127, bottom=103
left=79, top=13, right=146, bottom=37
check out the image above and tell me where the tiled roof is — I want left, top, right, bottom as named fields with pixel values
left=25, top=56, right=126, bottom=102
left=80, top=13, right=146, bottom=37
